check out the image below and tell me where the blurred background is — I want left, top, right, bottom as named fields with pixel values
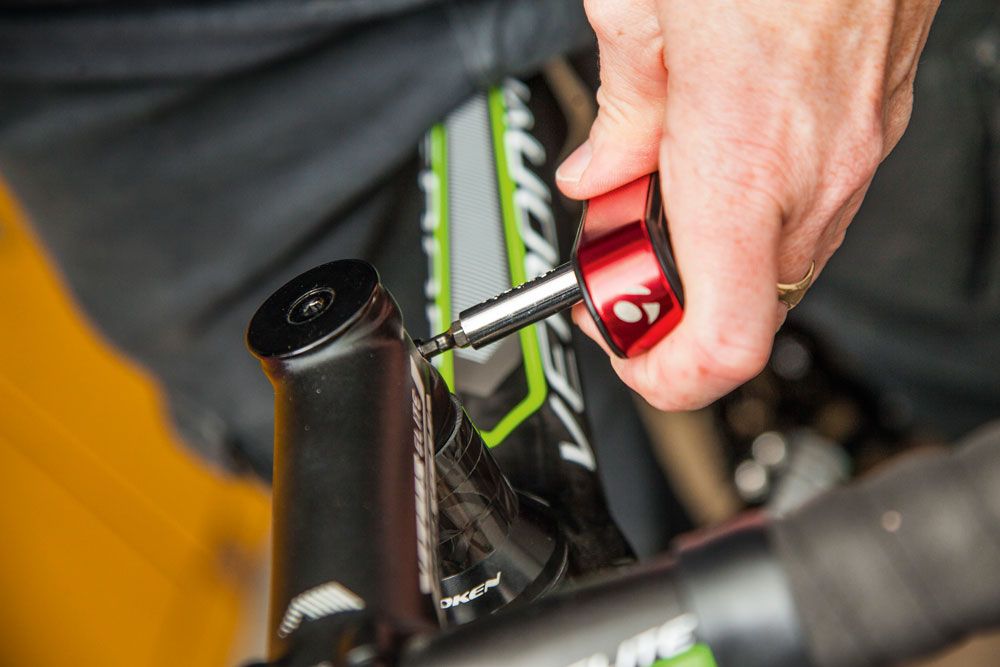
left=3, top=183, right=998, bottom=665
left=1, top=1, right=998, bottom=665
left=0, top=185, right=271, bottom=665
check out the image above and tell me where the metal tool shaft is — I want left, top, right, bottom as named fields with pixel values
left=418, top=263, right=581, bottom=358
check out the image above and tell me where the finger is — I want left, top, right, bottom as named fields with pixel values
left=571, top=303, right=616, bottom=358
left=556, top=0, right=666, bottom=200
left=577, top=293, right=788, bottom=365
left=776, top=304, right=789, bottom=332
left=611, top=135, right=787, bottom=411
left=776, top=177, right=870, bottom=279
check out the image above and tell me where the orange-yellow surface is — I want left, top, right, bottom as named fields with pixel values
left=0, top=179, right=271, bottom=666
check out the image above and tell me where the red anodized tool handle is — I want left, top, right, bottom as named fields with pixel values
left=572, top=173, right=684, bottom=358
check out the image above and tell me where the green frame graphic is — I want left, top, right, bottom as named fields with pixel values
left=429, top=124, right=455, bottom=390
left=653, top=644, right=718, bottom=667
left=427, top=86, right=548, bottom=447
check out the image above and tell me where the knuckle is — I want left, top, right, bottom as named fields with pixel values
left=883, top=82, right=915, bottom=154
left=594, top=87, right=660, bottom=139
left=827, top=117, right=886, bottom=200
left=594, top=85, right=626, bottom=119
left=585, top=0, right=663, bottom=52
left=645, top=389, right=710, bottom=413
left=824, top=224, right=849, bottom=256
left=694, top=134, right=793, bottom=217
left=622, top=329, right=773, bottom=411
left=847, top=138, right=883, bottom=189
left=645, top=393, right=684, bottom=412
left=694, top=332, right=770, bottom=384
left=583, top=0, right=620, bottom=40
left=631, top=368, right=688, bottom=412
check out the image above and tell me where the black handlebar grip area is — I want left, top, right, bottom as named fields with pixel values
left=676, top=520, right=814, bottom=667
left=772, top=422, right=1000, bottom=667
left=247, top=260, right=448, bottom=664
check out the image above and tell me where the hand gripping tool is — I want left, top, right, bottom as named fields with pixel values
left=417, top=173, right=684, bottom=360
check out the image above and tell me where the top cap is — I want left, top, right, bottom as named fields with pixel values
left=246, top=259, right=379, bottom=359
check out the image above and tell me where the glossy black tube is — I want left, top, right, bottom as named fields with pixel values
left=401, top=521, right=811, bottom=667
left=773, top=423, right=1000, bottom=667
left=248, top=260, right=447, bottom=664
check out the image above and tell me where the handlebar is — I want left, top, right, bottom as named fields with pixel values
left=774, top=422, right=1000, bottom=666
left=402, top=518, right=810, bottom=667
left=247, top=259, right=1000, bottom=667
left=401, top=427, right=1000, bottom=667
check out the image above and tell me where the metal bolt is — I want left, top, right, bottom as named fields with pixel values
left=288, top=288, right=335, bottom=324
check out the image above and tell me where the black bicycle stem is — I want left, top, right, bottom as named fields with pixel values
left=247, top=260, right=568, bottom=665
left=247, top=258, right=1000, bottom=667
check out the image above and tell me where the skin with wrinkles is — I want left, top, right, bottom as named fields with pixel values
left=558, top=0, right=941, bottom=411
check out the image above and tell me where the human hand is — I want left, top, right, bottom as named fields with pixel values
left=558, top=0, right=940, bottom=410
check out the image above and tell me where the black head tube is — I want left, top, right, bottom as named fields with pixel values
left=248, top=260, right=448, bottom=664
left=435, top=395, right=568, bottom=625
left=247, top=259, right=569, bottom=664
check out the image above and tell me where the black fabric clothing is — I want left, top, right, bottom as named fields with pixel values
left=0, top=0, right=696, bottom=554
left=0, top=0, right=594, bottom=471
left=0, top=0, right=998, bottom=551
left=0, top=1, right=589, bottom=84
left=793, top=1, right=1000, bottom=439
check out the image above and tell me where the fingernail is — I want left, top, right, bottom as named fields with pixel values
left=556, top=141, right=592, bottom=183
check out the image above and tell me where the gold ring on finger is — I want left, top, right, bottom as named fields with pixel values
left=777, top=261, right=816, bottom=310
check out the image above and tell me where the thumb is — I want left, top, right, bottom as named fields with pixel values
left=557, top=0, right=667, bottom=200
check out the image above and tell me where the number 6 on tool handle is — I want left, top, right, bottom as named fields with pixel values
left=574, top=173, right=683, bottom=358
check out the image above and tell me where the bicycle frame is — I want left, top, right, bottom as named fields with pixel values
left=246, top=259, right=809, bottom=667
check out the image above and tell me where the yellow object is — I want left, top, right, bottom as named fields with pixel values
left=0, top=179, right=271, bottom=666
